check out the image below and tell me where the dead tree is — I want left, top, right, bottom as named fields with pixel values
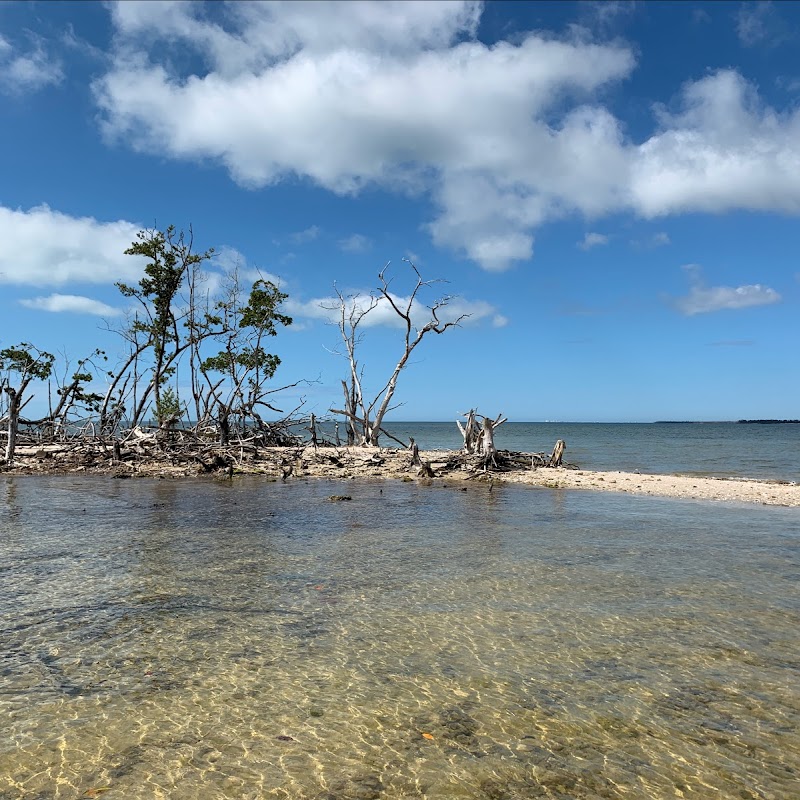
left=549, top=439, right=566, bottom=467
left=481, top=416, right=498, bottom=467
left=330, top=260, right=468, bottom=446
left=457, top=410, right=507, bottom=455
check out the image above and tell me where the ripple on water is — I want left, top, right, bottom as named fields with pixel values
left=1, top=475, right=799, bottom=799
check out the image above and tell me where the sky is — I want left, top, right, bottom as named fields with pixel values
left=1, top=0, right=799, bottom=423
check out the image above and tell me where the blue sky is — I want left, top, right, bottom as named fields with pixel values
left=1, top=0, right=798, bottom=422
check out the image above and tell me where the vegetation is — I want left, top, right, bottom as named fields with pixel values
left=0, top=225, right=306, bottom=468
left=1, top=226, right=479, bottom=473
left=328, top=260, right=466, bottom=446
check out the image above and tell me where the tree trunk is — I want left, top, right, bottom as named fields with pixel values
left=457, top=409, right=481, bottom=453
left=219, top=413, right=230, bottom=446
left=549, top=439, right=565, bottom=467
left=4, top=387, right=20, bottom=465
left=309, top=413, right=318, bottom=450
left=480, top=416, right=497, bottom=467
left=341, top=380, right=356, bottom=446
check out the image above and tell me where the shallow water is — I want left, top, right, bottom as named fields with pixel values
left=1, top=476, right=799, bottom=799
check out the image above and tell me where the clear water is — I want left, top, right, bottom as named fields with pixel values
left=373, top=422, right=800, bottom=482
left=1, top=476, right=798, bottom=799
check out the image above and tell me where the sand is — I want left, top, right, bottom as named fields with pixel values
left=504, top=466, right=800, bottom=506
left=5, top=444, right=799, bottom=507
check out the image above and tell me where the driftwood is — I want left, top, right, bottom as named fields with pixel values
left=1, top=414, right=579, bottom=483
left=431, top=441, right=578, bottom=478
left=549, top=439, right=566, bottom=467
left=408, top=437, right=435, bottom=477
left=456, top=409, right=507, bottom=455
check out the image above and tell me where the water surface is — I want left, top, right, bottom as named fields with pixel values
left=377, top=422, right=800, bottom=481
left=1, top=476, right=798, bottom=799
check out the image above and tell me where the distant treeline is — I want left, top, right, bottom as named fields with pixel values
left=654, top=420, right=800, bottom=424
left=736, top=419, right=800, bottom=424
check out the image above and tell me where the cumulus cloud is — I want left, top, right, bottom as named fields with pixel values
left=94, top=1, right=635, bottom=271
left=0, top=204, right=146, bottom=287
left=92, top=2, right=800, bottom=272
left=0, top=205, right=280, bottom=299
left=631, top=70, right=800, bottom=217
left=285, top=290, right=501, bottom=330
left=0, top=32, right=63, bottom=94
left=673, top=266, right=781, bottom=315
left=338, top=233, right=372, bottom=254
left=578, top=232, right=609, bottom=250
left=19, top=294, right=122, bottom=316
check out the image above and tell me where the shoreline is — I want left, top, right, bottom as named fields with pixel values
left=3, top=445, right=799, bottom=507
left=503, top=465, right=800, bottom=507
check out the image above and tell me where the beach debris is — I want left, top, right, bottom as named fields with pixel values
left=549, top=439, right=566, bottom=467
left=457, top=409, right=507, bottom=459
left=327, top=495, right=352, bottom=501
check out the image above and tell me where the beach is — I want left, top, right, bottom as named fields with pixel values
left=505, top=465, right=800, bottom=506
left=7, top=442, right=800, bottom=506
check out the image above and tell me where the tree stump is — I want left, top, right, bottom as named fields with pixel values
left=549, top=439, right=566, bottom=467
left=480, top=417, right=498, bottom=468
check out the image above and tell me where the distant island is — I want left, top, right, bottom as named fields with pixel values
left=736, top=419, right=800, bottom=424
left=654, top=420, right=800, bottom=424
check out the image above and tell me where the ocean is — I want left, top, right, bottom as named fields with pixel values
left=1, top=423, right=799, bottom=798
left=374, top=421, right=800, bottom=482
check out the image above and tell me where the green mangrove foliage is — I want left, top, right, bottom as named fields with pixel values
left=0, top=225, right=296, bottom=461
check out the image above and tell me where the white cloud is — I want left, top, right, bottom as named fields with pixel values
left=207, top=245, right=285, bottom=296
left=19, top=294, right=122, bottom=316
left=290, top=225, right=321, bottom=244
left=0, top=205, right=277, bottom=299
left=0, top=204, right=145, bottom=287
left=736, top=2, right=788, bottom=48
left=92, top=3, right=800, bottom=272
left=338, top=233, right=372, bottom=254
left=677, top=284, right=780, bottom=315
left=579, top=1, right=637, bottom=31
left=673, top=266, right=781, bottom=315
left=94, top=1, right=635, bottom=271
left=0, top=33, right=63, bottom=94
left=109, top=1, right=483, bottom=73
left=210, top=244, right=247, bottom=272
left=285, top=290, right=501, bottom=330
left=492, top=314, right=509, bottom=328
left=631, top=70, right=800, bottom=217
left=578, top=232, right=609, bottom=250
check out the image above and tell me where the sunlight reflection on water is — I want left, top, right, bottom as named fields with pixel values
left=1, top=476, right=799, bottom=799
